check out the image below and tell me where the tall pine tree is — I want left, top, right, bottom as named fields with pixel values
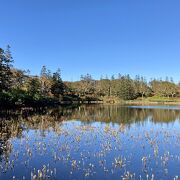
left=0, top=46, right=13, bottom=92
left=51, top=69, right=65, bottom=99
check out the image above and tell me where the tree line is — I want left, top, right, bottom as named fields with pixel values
left=67, top=74, right=179, bottom=101
left=0, top=46, right=180, bottom=107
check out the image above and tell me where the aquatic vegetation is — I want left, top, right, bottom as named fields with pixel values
left=114, top=157, right=126, bottom=168
left=0, top=106, right=180, bottom=179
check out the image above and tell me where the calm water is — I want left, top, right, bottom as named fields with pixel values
left=0, top=105, right=180, bottom=180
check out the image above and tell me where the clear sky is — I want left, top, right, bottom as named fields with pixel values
left=0, top=0, right=180, bottom=81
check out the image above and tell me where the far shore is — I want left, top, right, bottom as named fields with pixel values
left=2, top=99, right=180, bottom=110
left=124, top=101, right=180, bottom=106
left=66, top=100, right=180, bottom=106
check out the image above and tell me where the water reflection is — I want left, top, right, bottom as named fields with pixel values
left=1, top=105, right=180, bottom=124
left=0, top=105, right=180, bottom=179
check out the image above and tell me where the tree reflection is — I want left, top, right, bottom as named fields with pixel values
left=0, top=105, right=180, bottom=163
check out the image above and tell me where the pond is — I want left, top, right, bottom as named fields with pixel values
left=0, top=105, right=180, bottom=179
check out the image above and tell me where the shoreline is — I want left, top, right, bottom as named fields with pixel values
left=123, top=100, right=180, bottom=106
left=2, top=99, right=180, bottom=109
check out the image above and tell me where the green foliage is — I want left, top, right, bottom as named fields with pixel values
left=134, top=76, right=152, bottom=98
left=117, top=76, right=135, bottom=100
left=51, top=69, right=64, bottom=99
left=97, top=79, right=111, bottom=97
left=27, top=77, right=41, bottom=99
left=0, top=46, right=13, bottom=92
left=40, top=65, right=52, bottom=96
left=150, top=80, right=177, bottom=97
left=1, top=45, right=180, bottom=107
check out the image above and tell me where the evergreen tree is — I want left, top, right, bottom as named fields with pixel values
left=51, top=69, right=64, bottom=99
left=40, top=65, right=47, bottom=77
left=27, top=77, right=41, bottom=98
left=0, top=46, right=13, bottom=92
left=40, top=65, right=52, bottom=96
left=118, top=76, right=135, bottom=100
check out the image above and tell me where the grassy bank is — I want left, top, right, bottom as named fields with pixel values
left=124, top=96, right=180, bottom=105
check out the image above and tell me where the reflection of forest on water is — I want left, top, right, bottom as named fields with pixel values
left=0, top=105, right=180, bottom=164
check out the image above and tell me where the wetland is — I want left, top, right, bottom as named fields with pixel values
left=0, top=105, right=180, bottom=179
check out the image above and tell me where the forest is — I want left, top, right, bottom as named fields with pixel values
left=0, top=46, right=179, bottom=107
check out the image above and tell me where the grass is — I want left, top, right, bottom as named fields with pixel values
left=125, top=96, right=180, bottom=105
left=145, top=96, right=176, bottom=102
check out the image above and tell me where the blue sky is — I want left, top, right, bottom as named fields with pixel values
left=0, top=0, right=180, bottom=82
